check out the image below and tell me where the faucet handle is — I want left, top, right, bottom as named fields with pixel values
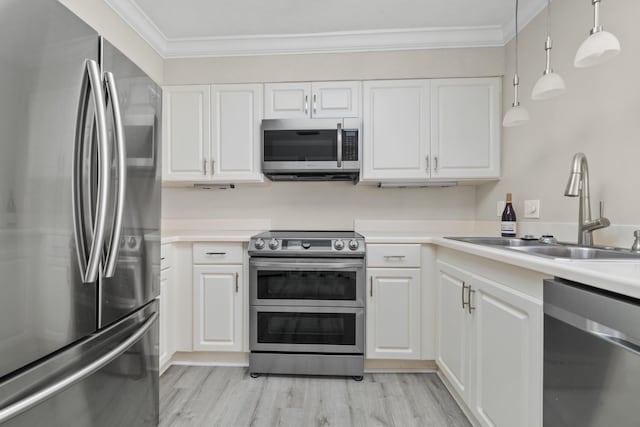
left=632, top=230, right=640, bottom=252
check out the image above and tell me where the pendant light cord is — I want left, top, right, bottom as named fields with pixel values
left=515, top=0, right=519, bottom=76
left=546, top=0, right=551, bottom=37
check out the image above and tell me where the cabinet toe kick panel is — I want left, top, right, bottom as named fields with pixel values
left=250, top=353, right=364, bottom=377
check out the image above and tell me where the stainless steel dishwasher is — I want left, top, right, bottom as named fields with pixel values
left=544, top=278, right=640, bottom=426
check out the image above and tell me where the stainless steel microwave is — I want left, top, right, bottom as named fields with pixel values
left=261, top=118, right=361, bottom=181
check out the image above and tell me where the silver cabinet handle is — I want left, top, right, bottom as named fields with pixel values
left=337, top=122, right=343, bottom=168
left=72, top=59, right=111, bottom=284
left=425, top=156, right=430, bottom=172
left=313, top=93, right=317, bottom=116
left=370, top=276, right=373, bottom=297
left=0, top=311, right=157, bottom=424
left=304, top=95, right=309, bottom=115
left=468, top=288, right=476, bottom=313
left=203, top=159, right=207, bottom=175
left=103, top=71, right=127, bottom=278
left=235, top=272, right=239, bottom=293
left=434, top=156, right=439, bottom=172
left=206, top=252, right=227, bottom=256
left=461, top=282, right=469, bottom=309
left=161, top=257, right=166, bottom=261
left=383, top=255, right=406, bottom=260
left=211, top=159, right=215, bottom=175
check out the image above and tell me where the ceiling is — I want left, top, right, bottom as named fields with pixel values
left=104, top=0, right=546, bottom=58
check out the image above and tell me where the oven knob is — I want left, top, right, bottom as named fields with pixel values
left=302, top=241, right=311, bottom=249
left=127, top=236, right=137, bottom=249
left=348, top=240, right=360, bottom=250
left=268, top=238, right=279, bottom=250
left=254, top=238, right=265, bottom=249
left=334, top=239, right=345, bottom=250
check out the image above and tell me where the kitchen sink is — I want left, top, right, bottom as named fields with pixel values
left=446, top=236, right=640, bottom=260
left=508, top=245, right=640, bottom=260
left=446, top=236, right=543, bottom=247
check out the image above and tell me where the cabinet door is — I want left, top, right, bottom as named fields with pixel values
left=311, top=81, right=361, bottom=118
left=430, top=78, right=501, bottom=179
left=162, top=85, right=210, bottom=181
left=436, top=264, right=471, bottom=400
left=469, top=275, right=542, bottom=427
left=211, top=84, right=263, bottom=182
left=193, top=265, right=243, bottom=351
left=159, top=268, right=171, bottom=369
left=264, top=83, right=311, bottom=119
left=362, top=80, right=430, bottom=180
left=366, top=268, right=421, bottom=359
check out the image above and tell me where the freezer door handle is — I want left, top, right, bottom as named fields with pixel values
left=103, top=71, right=127, bottom=278
left=72, top=59, right=112, bottom=284
left=0, top=311, right=158, bottom=424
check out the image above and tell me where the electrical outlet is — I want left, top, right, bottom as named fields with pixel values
left=524, top=200, right=540, bottom=219
left=497, top=200, right=506, bottom=217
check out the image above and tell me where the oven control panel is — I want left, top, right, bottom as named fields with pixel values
left=249, top=232, right=365, bottom=257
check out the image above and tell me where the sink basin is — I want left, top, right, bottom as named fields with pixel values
left=508, top=245, right=640, bottom=260
left=446, top=236, right=542, bottom=247
left=446, top=236, right=640, bottom=260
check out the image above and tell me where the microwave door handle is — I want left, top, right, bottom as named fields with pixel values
left=337, top=122, right=342, bottom=168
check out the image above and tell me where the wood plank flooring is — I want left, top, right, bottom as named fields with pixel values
left=160, top=366, right=471, bottom=427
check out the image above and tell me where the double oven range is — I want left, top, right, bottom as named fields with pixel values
left=249, top=231, right=366, bottom=379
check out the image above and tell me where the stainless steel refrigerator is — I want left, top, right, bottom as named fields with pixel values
left=0, top=0, right=161, bottom=425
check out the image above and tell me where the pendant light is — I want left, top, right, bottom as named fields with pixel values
left=574, top=0, right=621, bottom=68
left=531, top=0, right=566, bottom=100
left=503, top=0, right=530, bottom=127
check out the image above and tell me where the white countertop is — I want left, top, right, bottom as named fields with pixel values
left=161, top=229, right=265, bottom=244
left=359, top=230, right=640, bottom=300
left=161, top=227, right=640, bottom=299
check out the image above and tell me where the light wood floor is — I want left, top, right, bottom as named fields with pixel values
left=160, top=366, right=471, bottom=427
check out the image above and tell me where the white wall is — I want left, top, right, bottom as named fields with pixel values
left=476, top=0, right=640, bottom=233
left=163, top=47, right=504, bottom=84
left=162, top=182, right=476, bottom=230
left=58, top=0, right=163, bottom=84
left=162, top=47, right=503, bottom=229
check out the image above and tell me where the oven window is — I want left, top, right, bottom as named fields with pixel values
left=257, top=270, right=357, bottom=300
left=257, top=312, right=356, bottom=345
left=263, top=130, right=337, bottom=162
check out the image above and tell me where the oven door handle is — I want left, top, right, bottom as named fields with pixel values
left=250, top=260, right=363, bottom=270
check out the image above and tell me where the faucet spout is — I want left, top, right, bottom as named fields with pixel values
left=564, top=153, right=609, bottom=246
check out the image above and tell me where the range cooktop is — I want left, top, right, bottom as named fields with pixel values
left=249, top=230, right=365, bottom=257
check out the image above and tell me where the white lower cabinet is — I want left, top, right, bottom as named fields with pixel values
left=437, top=260, right=542, bottom=427
left=193, top=265, right=243, bottom=351
left=159, top=244, right=175, bottom=371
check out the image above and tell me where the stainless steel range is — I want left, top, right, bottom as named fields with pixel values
left=248, top=231, right=366, bottom=380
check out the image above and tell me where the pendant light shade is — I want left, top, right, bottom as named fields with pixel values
left=503, top=0, right=529, bottom=127
left=531, top=0, right=566, bottom=101
left=503, top=104, right=531, bottom=127
left=574, top=0, right=621, bottom=68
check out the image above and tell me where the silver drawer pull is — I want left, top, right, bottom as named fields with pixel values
left=383, top=255, right=406, bottom=259
left=205, top=252, right=227, bottom=256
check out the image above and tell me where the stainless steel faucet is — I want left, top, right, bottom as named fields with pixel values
left=564, top=153, right=610, bottom=246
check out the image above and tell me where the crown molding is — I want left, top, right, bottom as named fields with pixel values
left=105, top=0, right=547, bottom=58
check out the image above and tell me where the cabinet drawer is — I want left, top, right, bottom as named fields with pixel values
left=161, top=244, right=173, bottom=271
left=367, top=244, right=421, bottom=268
left=193, top=243, right=243, bottom=264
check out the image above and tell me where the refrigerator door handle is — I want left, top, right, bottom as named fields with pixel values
left=0, top=311, right=158, bottom=424
left=103, top=71, right=127, bottom=278
left=72, top=59, right=111, bottom=284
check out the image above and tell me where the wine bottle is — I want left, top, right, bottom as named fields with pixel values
left=501, top=193, right=517, bottom=237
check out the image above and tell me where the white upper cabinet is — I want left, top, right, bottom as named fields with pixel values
left=163, top=84, right=263, bottom=182
left=430, top=78, right=501, bottom=179
left=362, top=80, right=431, bottom=181
left=210, top=84, right=263, bottom=181
left=362, top=77, right=501, bottom=182
left=162, top=85, right=210, bottom=181
left=264, top=81, right=361, bottom=119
